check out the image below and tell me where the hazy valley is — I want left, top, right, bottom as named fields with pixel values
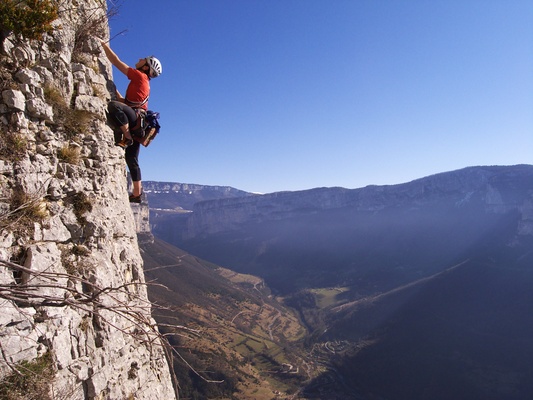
left=139, top=237, right=312, bottom=399
left=145, top=165, right=533, bottom=399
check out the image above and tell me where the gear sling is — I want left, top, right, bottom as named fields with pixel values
left=130, top=108, right=160, bottom=147
left=126, top=94, right=161, bottom=147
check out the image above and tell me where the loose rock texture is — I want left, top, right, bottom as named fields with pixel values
left=0, top=1, right=175, bottom=399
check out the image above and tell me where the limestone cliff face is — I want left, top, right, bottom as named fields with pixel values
left=184, top=165, right=533, bottom=239
left=143, top=180, right=253, bottom=211
left=131, top=200, right=153, bottom=240
left=128, top=180, right=152, bottom=240
left=0, top=2, right=175, bottom=399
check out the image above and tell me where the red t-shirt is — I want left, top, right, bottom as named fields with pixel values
left=125, top=68, right=150, bottom=110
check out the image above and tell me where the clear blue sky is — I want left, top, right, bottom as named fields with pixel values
left=107, top=0, right=533, bottom=194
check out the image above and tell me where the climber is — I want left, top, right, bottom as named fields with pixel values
left=99, top=38, right=162, bottom=203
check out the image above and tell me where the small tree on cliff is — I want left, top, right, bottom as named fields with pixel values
left=0, top=0, right=59, bottom=43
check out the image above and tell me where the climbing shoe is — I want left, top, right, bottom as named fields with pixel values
left=129, top=193, right=142, bottom=203
left=116, top=138, right=134, bottom=149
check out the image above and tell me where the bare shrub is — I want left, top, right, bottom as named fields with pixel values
left=67, top=191, right=92, bottom=225
left=0, top=131, right=27, bottom=162
left=58, top=145, right=80, bottom=164
left=0, top=351, right=55, bottom=400
left=44, top=84, right=97, bottom=139
left=0, top=187, right=48, bottom=235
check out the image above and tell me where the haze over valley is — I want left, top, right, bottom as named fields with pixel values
left=144, top=165, right=533, bottom=399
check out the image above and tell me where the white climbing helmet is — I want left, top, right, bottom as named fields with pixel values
left=145, top=56, right=162, bottom=78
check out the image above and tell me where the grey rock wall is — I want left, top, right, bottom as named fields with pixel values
left=0, top=2, right=175, bottom=399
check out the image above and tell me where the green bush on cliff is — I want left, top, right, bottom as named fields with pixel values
left=0, top=0, right=59, bottom=41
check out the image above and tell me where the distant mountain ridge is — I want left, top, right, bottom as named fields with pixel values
left=182, top=164, right=533, bottom=237
left=150, top=165, right=533, bottom=294
left=143, top=181, right=253, bottom=211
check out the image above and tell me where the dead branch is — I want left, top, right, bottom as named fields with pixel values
left=0, top=257, right=224, bottom=395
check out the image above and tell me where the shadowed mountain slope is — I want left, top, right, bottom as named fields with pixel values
left=146, top=165, right=533, bottom=399
left=139, top=237, right=311, bottom=400
left=306, top=251, right=533, bottom=400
